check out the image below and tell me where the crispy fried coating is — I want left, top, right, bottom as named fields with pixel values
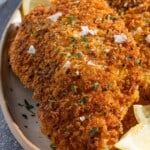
left=9, top=0, right=142, bottom=149
left=121, top=2, right=150, bottom=132
left=107, top=0, right=150, bottom=12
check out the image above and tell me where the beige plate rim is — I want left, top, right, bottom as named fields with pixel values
left=0, top=2, right=39, bottom=150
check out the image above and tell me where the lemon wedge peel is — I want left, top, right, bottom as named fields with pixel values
left=115, top=123, right=150, bottom=150
left=133, top=105, right=150, bottom=124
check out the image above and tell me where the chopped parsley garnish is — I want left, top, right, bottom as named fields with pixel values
left=86, top=44, right=90, bottom=49
left=90, top=127, right=99, bottom=138
left=80, top=96, right=88, bottom=105
left=106, top=14, right=118, bottom=20
left=93, top=82, right=99, bottom=90
left=24, top=125, right=28, bottom=128
left=118, top=9, right=124, bottom=15
left=24, top=99, right=35, bottom=115
left=82, top=36, right=88, bottom=42
left=24, top=99, right=34, bottom=110
left=71, top=85, right=77, bottom=93
left=50, top=144, right=57, bottom=150
left=67, top=16, right=77, bottom=21
left=74, top=52, right=82, bottom=59
left=48, top=98, right=56, bottom=103
left=29, top=25, right=33, bottom=34
left=71, top=37, right=77, bottom=43
left=67, top=16, right=77, bottom=26
left=62, top=52, right=71, bottom=57
left=39, top=22, right=45, bottom=26
left=136, top=59, right=142, bottom=66
left=22, top=114, right=28, bottom=120
left=108, top=83, right=113, bottom=89
left=18, top=103, right=24, bottom=107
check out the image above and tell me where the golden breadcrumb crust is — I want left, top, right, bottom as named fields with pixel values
left=9, top=0, right=144, bottom=149
left=121, top=2, right=150, bottom=132
left=107, top=0, right=150, bottom=12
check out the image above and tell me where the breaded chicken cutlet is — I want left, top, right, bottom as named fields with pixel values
left=120, top=2, right=150, bottom=132
left=107, top=0, right=150, bottom=12
left=9, top=0, right=142, bottom=149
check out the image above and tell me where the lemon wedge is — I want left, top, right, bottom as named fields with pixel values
left=115, top=123, right=150, bottom=150
left=133, top=105, right=150, bottom=123
left=22, top=0, right=50, bottom=15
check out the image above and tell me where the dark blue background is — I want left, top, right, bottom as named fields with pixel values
left=0, top=0, right=23, bottom=149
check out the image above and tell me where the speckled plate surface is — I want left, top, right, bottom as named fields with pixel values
left=0, top=4, right=51, bottom=150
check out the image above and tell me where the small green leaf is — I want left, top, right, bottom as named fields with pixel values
left=71, top=85, right=77, bottom=93
left=93, top=82, right=99, bottom=90
left=22, top=114, right=28, bottom=120
left=82, top=36, right=88, bottom=42
left=118, top=9, right=124, bottom=15
left=39, top=22, right=45, bottom=26
left=71, top=37, right=77, bottom=43
left=67, top=16, right=77, bottom=21
left=29, top=25, right=33, bottom=33
left=136, top=59, right=142, bottom=66
left=48, top=98, right=56, bottom=103
left=67, top=16, right=77, bottom=26
left=106, top=14, right=118, bottom=20
left=24, top=99, right=34, bottom=110
left=80, top=96, right=88, bottom=105
left=108, top=83, right=113, bottom=89
left=74, top=52, right=82, bottom=59
left=62, top=52, right=71, bottom=57
left=90, top=127, right=99, bottom=138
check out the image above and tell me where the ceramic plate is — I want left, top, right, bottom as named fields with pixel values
left=0, top=4, right=51, bottom=150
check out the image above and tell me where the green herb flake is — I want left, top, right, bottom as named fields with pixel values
left=29, top=25, right=33, bottom=34
left=86, top=44, right=90, bottom=49
left=74, top=52, right=82, bottom=59
left=24, top=125, right=28, bottom=128
left=63, top=52, right=71, bottom=57
left=50, top=144, right=56, bottom=150
left=82, top=36, right=88, bottom=42
left=108, top=83, right=113, bottom=89
left=80, top=96, right=88, bottom=105
left=136, top=59, right=142, bottom=66
left=18, top=103, right=24, bottom=107
left=71, top=85, right=77, bottom=93
left=118, top=9, right=124, bottom=15
left=67, top=16, right=77, bottom=21
left=24, top=99, right=34, bottom=111
left=90, top=127, right=99, bottom=138
left=22, top=114, right=28, bottom=120
left=39, top=22, right=45, bottom=26
left=93, top=82, right=99, bottom=90
left=71, top=36, right=77, bottom=43
left=48, top=98, right=56, bottom=103
left=106, top=14, right=118, bottom=20
left=67, top=16, right=77, bottom=26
